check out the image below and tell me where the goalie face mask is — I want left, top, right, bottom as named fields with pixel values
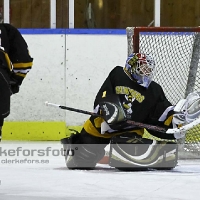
left=125, top=53, right=155, bottom=88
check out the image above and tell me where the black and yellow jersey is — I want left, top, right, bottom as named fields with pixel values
left=83, top=66, right=175, bottom=140
left=0, top=23, right=33, bottom=84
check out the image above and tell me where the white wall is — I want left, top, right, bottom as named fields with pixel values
left=6, top=33, right=127, bottom=126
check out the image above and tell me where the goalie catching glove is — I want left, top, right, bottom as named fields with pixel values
left=172, top=92, right=200, bottom=139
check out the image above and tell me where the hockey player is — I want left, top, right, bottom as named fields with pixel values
left=61, top=53, right=199, bottom=170
left=0, top=23, right=33, bottom=141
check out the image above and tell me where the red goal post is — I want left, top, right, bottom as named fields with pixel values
left=126, top=27, right=200, bottom=159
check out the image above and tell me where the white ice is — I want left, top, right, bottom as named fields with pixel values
left=0, top=141, right=200, bottom=200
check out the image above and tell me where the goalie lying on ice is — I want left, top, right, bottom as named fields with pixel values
left=61, top=53, right=200, bottom=170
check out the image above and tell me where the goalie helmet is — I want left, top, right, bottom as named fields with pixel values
left=125, top=53, right=155, bottom=88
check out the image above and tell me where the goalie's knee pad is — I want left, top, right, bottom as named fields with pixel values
left=61, top=133, right=105, bottom=170
left=109, top=133, right=178, bottom=171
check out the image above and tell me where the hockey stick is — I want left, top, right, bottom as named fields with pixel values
left=127, top=119, right=200, bottom=134
left=44, top=101, right=200, bottom=134
left=45, top=101, right=101, bottom=117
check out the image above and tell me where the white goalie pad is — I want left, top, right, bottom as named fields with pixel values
left=109, top=134, right=178, bottom=170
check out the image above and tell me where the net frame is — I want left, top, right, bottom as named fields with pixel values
left=126, top=27, right=200, bottom=159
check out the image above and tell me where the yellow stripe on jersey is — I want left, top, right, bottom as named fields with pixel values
left=0, top=49, right=13, bottom=71
left=4, top=52, right=13, bottom=71
left=13, top=62, right=33, bottom=68
left=15, top=73, right=26, bottom=77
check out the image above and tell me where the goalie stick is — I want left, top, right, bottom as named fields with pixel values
left=45, top=101, right=100, bottom=117
left=44, top=101, right=200, bottom=134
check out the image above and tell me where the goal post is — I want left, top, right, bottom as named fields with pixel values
left=126, top=27, right=200, bottom=159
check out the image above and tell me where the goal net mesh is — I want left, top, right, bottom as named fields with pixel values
left=126, top=27, right=200, bottom=159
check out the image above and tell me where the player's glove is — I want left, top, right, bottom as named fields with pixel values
left=10, top=83, right=20, bottom=94
left=10, top=73, right=22, bottom=94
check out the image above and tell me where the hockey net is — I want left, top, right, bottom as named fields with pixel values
left=126, top=27, right=200, bottom=159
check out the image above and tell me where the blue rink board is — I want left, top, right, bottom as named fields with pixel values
left=19, top=29, right=126, bottom=35
left=19, top=29, right=195, bottom=35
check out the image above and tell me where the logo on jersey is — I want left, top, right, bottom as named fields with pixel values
left=115, top=86, right=145, bottom=103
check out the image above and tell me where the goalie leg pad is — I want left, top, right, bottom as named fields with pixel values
left=61, top=130, right=108, bottom=169
left=109, top=133, right=178, bottom=170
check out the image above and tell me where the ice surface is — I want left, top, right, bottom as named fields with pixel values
left=0, top=141, right=200, bottom=200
